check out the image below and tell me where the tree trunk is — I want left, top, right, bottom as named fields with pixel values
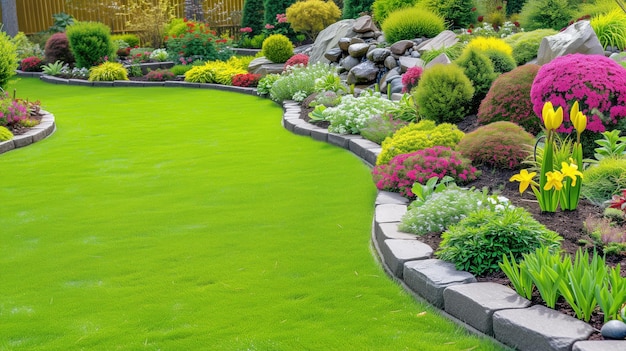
left=184, top=0, right=204, bottom=22
left=1, top=0, right=18, bottom=36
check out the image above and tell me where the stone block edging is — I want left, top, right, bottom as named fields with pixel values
left=0, top=109, right=55, bottom=156
left=278, top=101, right=625, bottom=351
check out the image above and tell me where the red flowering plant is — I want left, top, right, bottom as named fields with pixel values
left=165, top=19, right=233, bottom=62
left=372, top=146, right=481, bottom=198
left=19, top=56, right=43, bottom=72
left=401, top=66, right=423, bottom=93
left=262, top=13, right=295, bottom=39
left=283, top=53, right=309, bottom=71
left=145, top=69, right=176, bottom=82
left=231, top=73, right=262, bottom=87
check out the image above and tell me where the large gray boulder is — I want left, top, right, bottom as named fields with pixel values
left=537, top=21, right=604, bottom=65
left=353, top=15, right=378, bottom=33
left=347, top=60, right=379, bottom=84
left=248, top=57, right=284, bottom=75
left=416, top=30, right=458, bottom=53
left=309, top=19, right=357, bottom=64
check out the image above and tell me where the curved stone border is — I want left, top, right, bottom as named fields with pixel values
left=281, top=100, right=626, bottom=351
left=0, top=109, right=55, bottom=156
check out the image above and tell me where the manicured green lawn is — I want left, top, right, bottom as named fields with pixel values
left=0, top=78, right=504, bottom=350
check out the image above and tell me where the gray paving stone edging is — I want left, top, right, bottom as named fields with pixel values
left=0, top=109, right=55, bottom=156
left=277, top=101, right=626, bottom=351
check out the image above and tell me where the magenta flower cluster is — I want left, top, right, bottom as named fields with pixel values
left=372, top=146, right=480, bottom=198
left=0, top=97, right=29, bottom=126
left=401, top=66, right=423, bottom=93
left=531, top=53, right=626, bottom=133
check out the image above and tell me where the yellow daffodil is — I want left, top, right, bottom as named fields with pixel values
left=542, top=101, right=563, bottom=131
left=544, top=170, right=565, bottom=191
left=509, top=169, right=538, bottom=194
left=560, top=161, right=583, bottom=186
left=570, top=101, right=587, bottom=135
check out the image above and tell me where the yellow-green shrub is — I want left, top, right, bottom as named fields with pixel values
left=111, top=33, right=140, bottom=48
left=261, top=34, right=294, bottom=63
left=0, top=32, right=17, bottom=89
left=581, top=158, right=626, bottom=206
left=483, top=49, right=516, bottom=74
left=591, top=9, right=626, bottom=50
left=286, top=0, right=341, bottom=40
left=0, top=125, right=12, bottom=141
left=376, top=120, right=464, bottom=165
left=226, top=55, right=254, bottom=71
left=504, top=29, right=557, bottom=65
left=464, top=36, right=513, bottom=56
left=184, top=60, right=247, bottom=84
left=372, top=0, right=420, bottom=23
left=88, top=62, right=128, bottom=81
left=381, top=6, right=446, bottom=43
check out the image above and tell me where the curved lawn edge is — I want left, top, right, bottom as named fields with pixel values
left=27, top=72, right=624, bottom=350
left=0, top=109, right=55, bottom=156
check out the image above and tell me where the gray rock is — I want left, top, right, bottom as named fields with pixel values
left=410, top=51, right=421, bottom=58
left=416, top=30, right=458, bottom=53
left=386, top=76, right=403, bottom=94
left=353, top=15, right=378, bottom=33
left=403, top=259, right=476, bottom=308
left=424, top=53, right=451, bottom=69
left=340, top=55, right=361, bottom=71
left=384, top=55, right=398, bottom=69
left=338, top=38, right=352, bottom=52
left=367, top=48, right=391, bottom=63
left=350, top=37, right=365, bottom=45
left=358, top=31, right=376, bottom=39
left=248, top=57, right=284, bottom=75
left=381, top=239, right=433, bottom=278
left=601, top=320, right=626, bottom=340
left=573, top=340, right=626, bottom=351
left=390, top=40, right=415, bottom=55
left=324, top=47, right=343, bottom=62
left=443, top=283, right=531, bottom=335
left=537, top=21, right=604, bottom=65
left=348, top=43, right=371, bottom=58
left=493, top=305, right=594, bottom=351
left=309, top=19, right=357, bottom=64
left=398, top=56, right=425, bottom=72
left=375, top=203, right=407, bottom=223
left=348, top=60, right=379, bottom=83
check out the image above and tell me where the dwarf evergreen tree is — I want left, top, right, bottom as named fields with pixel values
left=342, top=0, right=374, bottom=19
left=242, top=0, right=265, bottom=35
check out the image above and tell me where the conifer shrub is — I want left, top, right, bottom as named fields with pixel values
left=506, top=0, right=528, bottom=15
left=413, top=64, right=474, bottom=124
left=581, top=158, right=626, bottom=206
left=372, top=0, right=419, bottom=23
left=478, top=64, right=542, bottom=135
left=88, top=62, right=129, bottom=81
left=261, top=34, right=294, bottom=63
left=376, top=120, right=464, bottom=165
left=264, top=0, right=297, bottom=25
left=530, top=53, right=626, bottom=135
left=242, top=0, right=265, bottom=35
left=419, top=0, right=477, bottom=29
left=286, top=0, right=341, bottom=40
left=381, top=7, right=445, bottom=43
left=454, top=47, right=498, bottom=113
left=504, top=29, right=558, bottom=65
left=0, top=125, right=12, bottom=141
left=66, top=22, right=114, bottom=68
left=44, top=32, right=74, bottom=65
left=0, top=32, right=17, bottom=90
left=343, top=0, right=375, bottom=19
left=483, top=48, right=516, bottom=74
left=372, top=146, right=480, bottom=198
left=457, top=121, right=535, bottom=169
left=518, top=0, right=574, bottom=31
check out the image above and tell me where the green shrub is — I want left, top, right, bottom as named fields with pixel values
left=506, top=0, right=528, bottom=15
left=454, top=47, right=498, bottom=113
left=261, top=34, right=294, bottom=63
left=457, top=121, right=535, bottom=169
left=477, top=64, right=542, bottom=135
left=111, top=33, right=140, bottom=48
left=581, top=158, right=626, bottom=206
left=591, top=9, right=626, bottom=50
left=286, top=0, right=342, bottom=40
left=44, top=32, right=74, bottom=65
left=437, top=207, right=562, bottom=275
left=264, top=0, right=297, bottom=25
left=419, top=0, right=477, bottom=29
left=0, top=125, right=13, bottom=141
left=242, top=0, right=265, bottom=35
left=420, top=43, right=465, bottom=64
left=0, top=32, right=17, bottom=90
left=360, top=114, right=409, bottom=144
left=184, top=65, right=215, bottom=83
left=66, top=21, right=115, bottom=68
left=413, top=63, right=474, bottom=124
left=12, top=32, right=44, bottom=60
left=269, top=62, right=337, bottom=102
left=376, top=120, right=464, bottom=165
left=504, top=29, right=558, bottom=65
left=165, top=21, right=233, bottom=63
left=381, top=6, right=446, bottom=43
left=343, top=0, right=375, bottom=19
left=88, top=62, right=129, bottom=81
left=372, top=0, right=420, bottom=23
left=184, top=60, right=247, bottom=85
left=518, top=0, right=575, bottom=31
left=483, top=48, right=517, bottom=74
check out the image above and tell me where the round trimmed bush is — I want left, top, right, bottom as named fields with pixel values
left=0, top=125, right=12, bottom=141
left=44, top=32, right=74, bottom=65
left=286, top=0, right=341, bottom=40
left=530, top=53, right=626, bottom=134
left=454, top=47, right=498, bottom=113
left=504, top=29, right=558, bottom=65
left=419, top=0, right=477, bottom=29
left=261, top=34, right=294, bottom=63
left=66, top=21, right=114, bottom=68
left=372, top=0, right=420, bottom=23
left=413, top=63, right=474, bottom=124
left=518, top=0, right=575, bottom=31
left=478, top=64, right=542, bottom=135
left=457, top=121, right=535, bottom=169
left=88, top=62, right=129, bottom=82
left=483, top=48, right=516, bottom=74
left=381, top=6, right=446, bottom=43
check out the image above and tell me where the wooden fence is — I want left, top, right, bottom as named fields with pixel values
left=11, top=0, right=243, bottom=34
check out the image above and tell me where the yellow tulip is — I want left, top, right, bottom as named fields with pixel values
left=560, top=161, right=583, bottom=186
left=544, top=171, right=564, bottom=191
left=570, top=101, right=587, bottom=135
left=509, top=169, right=538, bottom=194
left=542, top=101, right=563, bottom=131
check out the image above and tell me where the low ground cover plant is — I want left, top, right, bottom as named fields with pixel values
left=322, top=91, right=396, bottom=134
left=269, top=62, right=340, bottom=102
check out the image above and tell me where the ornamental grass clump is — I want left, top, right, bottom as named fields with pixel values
left=322, top=91, right=397, bottom=134
left=372, top=146, right=480, bottom=198
left=376, top=120, right=464, bottom=165
left=591, top=9, right=626, bottom=50
left=381, top=6, right=446, bottom=43
left=437, top=206, right=562, bottom=275
left=88, top=62, right=129, bottom=81
left=457, top=121, right=535, bottom=169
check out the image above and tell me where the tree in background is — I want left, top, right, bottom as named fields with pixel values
left=342, top=0, right=374, bottom=19
left=1, top=0, right=18, bottom=36
left=242, top=0, right=265, bottom=35
left=185, top=0, right=205, bottom=21
left=119, top=0, right=176, bottom=47
left=264, top=0, right=296, bottom=26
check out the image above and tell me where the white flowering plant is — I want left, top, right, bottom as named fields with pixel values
left=149, top=48, right=169, bottom=62
left=322, top=91, right=397, bottom=134
left=269, top=62, right=338, bottom=102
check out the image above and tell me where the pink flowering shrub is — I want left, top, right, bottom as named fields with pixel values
left=19, top=56, right=43, bottom=72
left=401, top=66, right=423, bottom=93
left=145, top=69, right=176, bottom=81
left=372, top=146, right=481, bottom=198
left=283, top=53, right=309, bottom=71
left=0, top=96, right=29, bottom=126
left=531, top=53, right=626, bottom=134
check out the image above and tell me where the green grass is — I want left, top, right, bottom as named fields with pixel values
left=0, top=78, right=504, bottom=350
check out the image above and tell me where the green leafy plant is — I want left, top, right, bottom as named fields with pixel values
left=0, top=32, right=17, bottom=90
left=499, top=253, right=534, bottom=299
left=386, top=93, right=418, bottom=122
left=413, top=63, right=474, bottom=124
left=581, top=158, right=626, bottom=206
left=558, top=249, right=605, bottom=322
left=313, top=73, right=347, bottom=94
left=41, top=60, right=66, bottom=76
left=149, top=48, right=169, bottom=62
left=12, top=32, right=44, bottom=60
left=591, top=130, right=626, bottom=162
left=286, top=0, right=342, bottom=40
left=269, top=62, right=337, bottom=102
left=261, top=34, right=294, bottom=63
left=0, top=125, right=13, bottom=141
left=88, top=62, right=129, bottom=81
left=323, top=91, right=397, bottom=134
left=110, top=33, right=140, bottom=48
left=437, top=207, right=562, bottom=275
left=522, top=247, right=568, bottom=308
left=66, top=21, right=115, bottom=68
left=381, top=6, right=446, bottom=44
left=483, top=48, right=517, bottom=74
left=165, top=20, right=233, bottom=63
left=410, top=176, right=456, bottom=205
left=257, top=73, right=281, bottom=95
left=49, top=12, right=74, bottom=32
left=454, top=47, right=498, bottom=113
left=359, top=114, right=409, bottom=144
left=372, top=0, right=420, bottom=23
left=596, top=264, right=626, bottom=322
left=169, top=64, right=193, bottom=76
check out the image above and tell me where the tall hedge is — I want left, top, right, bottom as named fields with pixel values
left=242, top=0, right=265, bottom=35
left=264, top=0, right=296, bottom=25
left=343, top=0, right=375, bottom=19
